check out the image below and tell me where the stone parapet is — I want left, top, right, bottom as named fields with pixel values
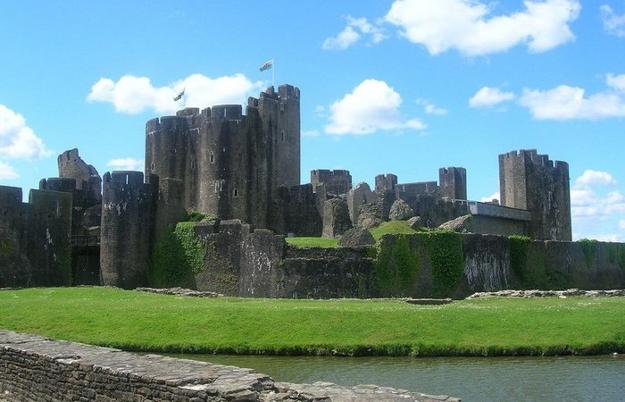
left=0, top=330, right=459, bottom=402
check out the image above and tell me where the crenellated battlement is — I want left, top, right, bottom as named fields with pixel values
left=500, top=149, right=568, bottom=172
left=102, top=172, right=157, bottom=206
left=311, top=169, right=352, bottom=196
left=375, top=173, right=398, bottom=193
left=311, top=169, right=351, bottom=178
left=39, top=177, right=76, bottom=193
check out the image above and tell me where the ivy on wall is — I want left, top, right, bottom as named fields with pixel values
left=578, top=239, right=599, bottom=269
left=422, top=231, right=464, bottom=298
left=607, top=243, right=625, bottom=271
left=149, top=222, right=206, bottom=288
left=509, top=235, right=530, bottom=281
left=374, top=235, right=419, bottom=297
left=374, top=231, right=464, bottom=298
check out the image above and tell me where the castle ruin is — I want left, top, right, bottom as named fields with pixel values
left=0, top=83, right=606, bottom=298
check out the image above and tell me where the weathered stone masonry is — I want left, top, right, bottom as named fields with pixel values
left=0, top=330, right=459, bottom=402
left=233, top=230, right=625, bottom=299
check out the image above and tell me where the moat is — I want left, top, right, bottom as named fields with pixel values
left=171, top=354, right=625, bottom=402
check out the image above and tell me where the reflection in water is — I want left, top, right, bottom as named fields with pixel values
left=171, top=354, right=625, bottom=402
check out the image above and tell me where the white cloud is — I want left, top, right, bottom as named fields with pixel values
left=519, top=77, right=625, bottom=120
left=88, top=73, right=262, bottom=114
left=325, top=79, right=426, bottom=135
left=575, top=169, right=616, bottom=187
left=480, top=192, right=500, bottom=203
left=572, top=170, right=625, bottom=218
left=0, top=104, right=50, bottom=160
left=469, top=87, right=515, bottom=108
left=572, top=169, right=625, bottom=240
left=607, top=73, right=625, bottom=92
left=0, top=161, right=18, bottom=180
left=417, top=98, right=448, bottom=115
left=600, top=4, right=625, bottom=38
left=323, top=16, right=387, bottom=50
left=107, top=158, right=144, bottom=171
left=384, top=0, right=580, bottom=56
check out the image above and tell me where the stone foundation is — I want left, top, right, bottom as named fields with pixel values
left=0, top=330, right=459, bottom=402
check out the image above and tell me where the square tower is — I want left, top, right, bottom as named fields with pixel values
left=439, top=167, right=467, bottom=200
left=499, top=149, right=571, bottom=241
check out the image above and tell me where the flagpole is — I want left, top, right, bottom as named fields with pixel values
left=272, top=59, right=275, bottom=88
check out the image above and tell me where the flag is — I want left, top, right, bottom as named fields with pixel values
left=259, top=59, right=273, bottom=72
left=173, top=88, right=185, bottom=101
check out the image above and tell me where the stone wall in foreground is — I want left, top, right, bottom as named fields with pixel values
left=0, top=330, right=458, bottom=402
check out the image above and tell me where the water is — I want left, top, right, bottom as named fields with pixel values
left=170, top=354, right=625, bottom=402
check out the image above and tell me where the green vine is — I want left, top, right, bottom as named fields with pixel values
left=509, top=235, right=530, bottom=280
left=0, top=239, right=14, bottom=257
left=149, top=221, right=205, bottom=287
left=174, top=222, right=207, bottom=274
left=607, top=243, right=625, bottom=271
left=374, top=235, right=419, bottom=297
left=422, top=231, right=464, bottom=297
left=578, top=239, right=599, bottom=269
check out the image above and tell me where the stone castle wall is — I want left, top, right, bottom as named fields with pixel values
left=0, top=186, right=72, bottom=288
left=310, top=169, right=352, bottom=196
left=239, top=229, right=376, bottom=298
left=100, top=171, right=156, bottom=289
left=221, top=229, right=625, bottom=299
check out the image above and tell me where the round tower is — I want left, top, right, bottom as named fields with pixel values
left=145, top=109, right=201, bottom=211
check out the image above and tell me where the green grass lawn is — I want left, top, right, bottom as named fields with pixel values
left=287, top=220, right=418, bottom=248
left=286, top=237, right=339, bottom=248
left=369, top=220, right=419, bottom=240
left=1, top=287, right=624, bottom=357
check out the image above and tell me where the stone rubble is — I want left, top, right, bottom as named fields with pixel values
left=0, top=330, right=460, bottom=402
left=405, top=298, right=453, bottom=305
left=337, top=227, right=376, bottom=248
left=389, top=199, right=415, bottom=221
left=467, top=288, right=625, bottom=299
left=136, top=287, right=223, bottom=297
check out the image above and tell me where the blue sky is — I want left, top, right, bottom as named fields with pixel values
left=1, top=0, right=624, bottom=240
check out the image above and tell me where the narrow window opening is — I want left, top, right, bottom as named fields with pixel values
left=233, top=188, right=239, bottom=197
left=281, top=130, right=285, bottom=142
left=210, top=153, right=215, bottom=164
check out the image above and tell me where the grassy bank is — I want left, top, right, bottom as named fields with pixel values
left=1, top=287, right=624, bottom=357
left=287, top=220, right=419, bottom=248
left=285, top=237, right=338, bottom=248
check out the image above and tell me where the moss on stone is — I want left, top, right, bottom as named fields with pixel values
left=374, top=235, right=419, bottom=297
left=509, top=235, right=530, bottom=281
left=175, top=222, right=206, bottom=275
left=149, top=221, right=205, bottom=288
left=0, top=239, right=15, bottom=257
left=422, top=231, right=464, bottom=297
left=578, top=239, right=599, bottom=269
left=606, top=243, right=625, bottom=271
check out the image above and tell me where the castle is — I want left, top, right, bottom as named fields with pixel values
left=3, top=84, right=611, bottom=299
